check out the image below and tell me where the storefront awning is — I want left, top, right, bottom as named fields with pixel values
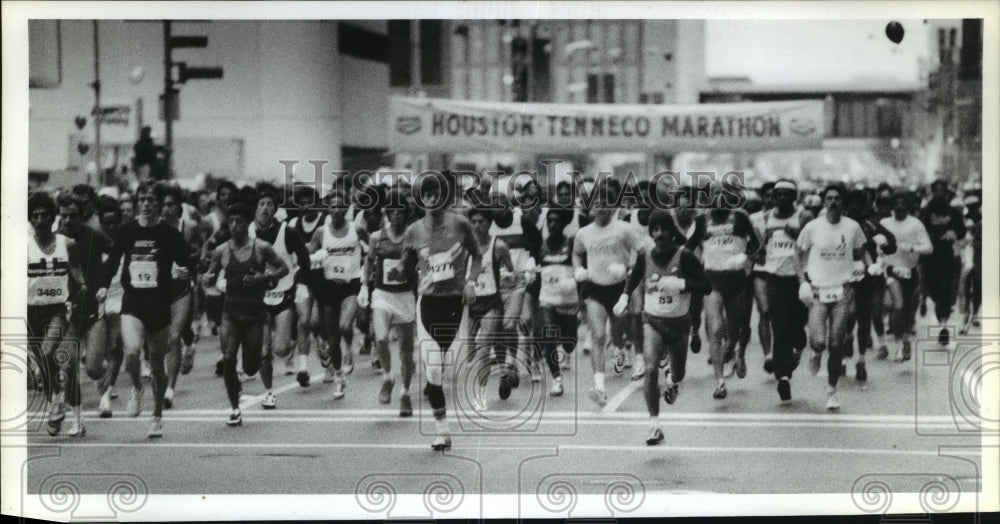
left=389, top=96, right=824, bottom=154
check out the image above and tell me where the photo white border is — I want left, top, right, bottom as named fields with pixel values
left=3, top=1, right=998, bottom=521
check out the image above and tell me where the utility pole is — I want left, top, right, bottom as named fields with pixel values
left=161, top=20, right=223, bottom=178
left=92, top=20, right=102, bottom=187
left=163, top=20, right=174, bottom=176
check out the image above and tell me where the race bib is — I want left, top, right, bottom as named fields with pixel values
left=264, top=289, right=285, bottom=306
left=428, top=252, right=455, bottom=283
left=129, top=260, right=158, bottom=288
left=891, top=266, right=912, bottom=279
left=324, top=255, right=355, bottom=281
left=382, top=258, right=406, bottom=286
left=767, top=232, right=796, bottom=259
left=817, top=285, right=844, bottom=304
left=28, top=276, right=67, bottom=305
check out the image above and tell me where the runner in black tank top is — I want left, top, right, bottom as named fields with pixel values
left=204, top=203, right=290, bottom=426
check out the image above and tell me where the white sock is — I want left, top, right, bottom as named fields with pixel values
left=876, top=334, right=886, bottom=347
left=434, top=417, right=450, bottom=436
left=828, top=385, right=837, bottom=395
left=594, top=372, right=605, bottom=391
left=297, top=355, right=308, bottom=371
left=857, top=352, right=865, bottom=363
left=383, top=371, right=392, bottom=382
left=649, top=415, right=659, bottom=429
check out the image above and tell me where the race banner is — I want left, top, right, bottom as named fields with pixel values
left=390, top=96, right=824, bottom=153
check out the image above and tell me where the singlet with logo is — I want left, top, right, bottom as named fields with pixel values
left=320, top=222, right=363, bottom=283
left=701, top=212, right=748, bottom=272
left=369, top=228, right=414, bottom=293
left=104, top=221, right=189, bottom=297
left=538, top=237, right=578, bottom=309
left=250, top=221, right=297, bottom=305
left=758, top=208, right=804, bottom=277
left=292, top=212, right=327, bottom=277
left=28, top=234, right=70, bottom=307
left=472, top=236, right=500, bottom=297
left=404, top=213, right=480, bottom=297
left=642, top=247, right=691, bottom=318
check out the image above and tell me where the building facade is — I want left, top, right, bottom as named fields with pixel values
left=29, top=20, right=392, bottom=186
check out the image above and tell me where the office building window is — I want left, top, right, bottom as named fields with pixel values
left=388, top=21, right=412, bottom=87
left=419, top=20, right=443, bottom=85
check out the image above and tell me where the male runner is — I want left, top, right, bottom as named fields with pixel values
left=98, top=182, right=192, bottom=437
left=203, top=203, right=290, bottom=425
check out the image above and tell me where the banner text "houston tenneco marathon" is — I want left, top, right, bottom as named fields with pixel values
left=390, top=97, right=823, bottom=154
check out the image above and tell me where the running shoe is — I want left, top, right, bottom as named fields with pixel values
left=809, top=351, right=822, bottom=376
left=66, top=418, right=86, bottom=438
left=902, top=341, right=912, bottom=362
left=332, top=377, right=346, bottom=400
left=372, top=358, right=382, bottom=370
left=611, top=346, right=627, bottom=377
left=826, top=392, right=841, bottom=411
left=876, top=345, right=889, bottom=360
left=262, top=391, right=277, bottom=410
left=141, top=360, right=152, bottom=381
left=663, top=381, right=679, bottom=405
left=498, top=373, right=512, bottom=400
left=342, top=350, right=354, bottom=375
left=530, top=361, right=542, bottom=383
left=109, top=387, right=118, bottom=400
left=856, top=361, right=868, bottom=382
left=763, top=355, right=774, bottom=374
left=777, top=377, right=791, bottom=404
left=431, top=435, right=452, bottom=451
left=323, top=367, right=336, bottom=384
left=645, top=427, right=664, bottom=446
left=164, top=387, right=174, bottom=409
left=46, top=397, right=65, bottom=436
left=938, top=327, right=950, bottom=346
left=659, top=356, right=669, bottom=369
left=379, top=379, right=394, bottom=405
left=735, top=356, right=747, bottom=379
left=296, top=369, right=311, bottom=387
left=588, top=388, right=608, bottom=406
left=631, top=360, right=646, bottom=381
left=399, top=394, right=413, bottom=417
left=127, top=387, right=143, bottom=417
left=181, top=345, right=196, bottom=375
left=98, top=390, right=112, bottom=419
left=319, top=348, right=331, bottom=368
left=549, top=377, right=564, bottom=397
left=227, top=409, right=242, bottom=427
left=148, top=416, right=163, bottom=438
left=690, top=332, right=701, bottom=354
left=712, top=382, right=727, bottom=400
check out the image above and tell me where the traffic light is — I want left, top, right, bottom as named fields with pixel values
left=173, top=62, right=224, bottom=83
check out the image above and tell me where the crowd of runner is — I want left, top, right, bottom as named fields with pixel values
left=26, top=171, right=983, bottom=448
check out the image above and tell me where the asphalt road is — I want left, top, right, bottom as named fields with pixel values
left=17, top=307, right=989, bottom=514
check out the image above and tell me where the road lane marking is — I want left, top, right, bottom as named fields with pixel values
left=67, top=415, right=961, bottom=429
left=81, top=409, right=958, bottom=423
left=601, top=380, right=641, bottom=414
left=33, top=442, right=980, bottom=456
